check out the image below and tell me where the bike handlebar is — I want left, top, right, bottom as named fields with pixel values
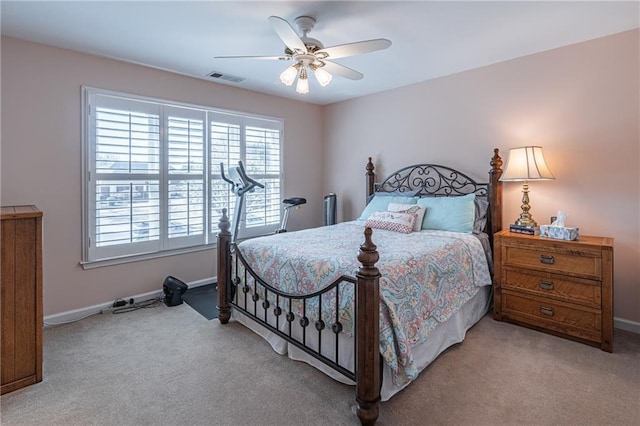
left=220, top=161, right=264, bottom=196
left=220, top=163, right=234, bottom=185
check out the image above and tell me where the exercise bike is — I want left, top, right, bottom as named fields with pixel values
left=220, top=161, right=306, bottom=243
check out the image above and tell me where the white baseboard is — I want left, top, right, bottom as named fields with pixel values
left=43, top=276, right=217, bottom=327
left=43, top=278, right=639, bottom=335
left=187, top=277, right=217, bottom=289
left=614, top=317, right=640, bottom=334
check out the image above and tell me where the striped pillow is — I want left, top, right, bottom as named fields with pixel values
left=364, top=211, right=416, bottom=234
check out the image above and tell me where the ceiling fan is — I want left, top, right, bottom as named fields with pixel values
left=215, top=15, right=392, bottom=94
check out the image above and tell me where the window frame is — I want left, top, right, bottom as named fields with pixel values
left=81, top=87, right=283, bottom=269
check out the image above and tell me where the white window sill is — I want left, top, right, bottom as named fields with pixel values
left=80, top=243, right=217, bottom=270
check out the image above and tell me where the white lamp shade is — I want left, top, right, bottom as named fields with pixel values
left=501, top=146, right=554, bottom=181
left=296, top=68, right=309, bottom=94
left=313, top=66, right=332, bottom=87
left=279, top=65, right=298, bottom=86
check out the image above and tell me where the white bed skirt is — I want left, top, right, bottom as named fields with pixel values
left=232, top=285, right=492, bottom=401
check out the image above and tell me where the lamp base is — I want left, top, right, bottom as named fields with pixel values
left=515, top=181, right=538, bottom=228
left=514, top=216, right=538, bottom=228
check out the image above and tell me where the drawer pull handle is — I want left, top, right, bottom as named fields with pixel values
left=540, top=306, right=555, bottom=317
left=539, top=280, right=554, bottom=290
left=540, top=254, right=555, bottom=265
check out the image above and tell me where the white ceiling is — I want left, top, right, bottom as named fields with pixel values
left=2, top=1, right=638, bottom=105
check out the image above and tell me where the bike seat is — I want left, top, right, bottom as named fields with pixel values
left=283, top=197, right=307, bottom=206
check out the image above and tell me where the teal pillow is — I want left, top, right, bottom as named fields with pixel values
left=357, top=195, right=418, bottom=221
left=417, top=194, right=476, bottom=233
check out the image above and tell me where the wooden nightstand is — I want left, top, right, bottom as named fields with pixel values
left=493, top=229, right=613, bottom=352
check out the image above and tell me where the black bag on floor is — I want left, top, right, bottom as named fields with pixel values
left=163, top=276, right=188, bottom=307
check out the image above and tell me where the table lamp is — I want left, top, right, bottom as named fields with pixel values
left=500, top=146, right=554, bottom=228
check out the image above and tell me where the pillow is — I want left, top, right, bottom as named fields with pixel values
left=417, top=193, right=476, bottom=233
left=364, top=211, right=415, bottom=234
left=474, top=197, right=490, bottom=234
left=357, top=194, right=418, bottom=221
left=387, top=203, right=426, bottom=232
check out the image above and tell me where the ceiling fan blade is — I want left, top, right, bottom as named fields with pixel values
left=268, top=16, right=307, bottom=53
left=317, top=39, right=391, bottom=60
left=215, top=55, right=291, bottom=61
left=321, top=61, right=363, bottom=80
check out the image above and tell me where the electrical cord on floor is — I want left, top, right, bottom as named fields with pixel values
left=44, top=311, right=101, bottom=327
left=112, top=296, right=164, bottom=314
left=43, top=295, right=166, bottom=326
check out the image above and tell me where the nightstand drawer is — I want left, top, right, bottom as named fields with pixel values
left=503, top=245, right=601, bottom=279
left=501, top=291, right=601, bottom=343
left=503, top=268, right=601, bottom=309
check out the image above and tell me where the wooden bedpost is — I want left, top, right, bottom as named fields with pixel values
left=366, top=157, right=375, bottom=203
left=217, top=208, right=232, bottom=324
left=355, top=227, right=381, bottom=426
left=488, top=148, right=503, bottom=246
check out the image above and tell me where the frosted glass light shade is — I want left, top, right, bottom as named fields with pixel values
left=279, top=65, right=298, bottom=86
left=501, top=146, right=554, bottom=181
left=312, top=66, right=332, bottom=87
left=296, top=68, right=309, bottom=94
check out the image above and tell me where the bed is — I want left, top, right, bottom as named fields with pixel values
left=216, top=149, right=504, bottom=425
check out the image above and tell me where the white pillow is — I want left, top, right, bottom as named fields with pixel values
left=364, top=211, right=416, bottom=234
left=387, top=203, right=426, bottom=232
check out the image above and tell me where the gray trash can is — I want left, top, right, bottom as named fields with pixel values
left=324, top=193, right=336, bottom=226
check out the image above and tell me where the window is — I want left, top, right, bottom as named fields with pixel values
left=82, top=88, right=282, bottom=266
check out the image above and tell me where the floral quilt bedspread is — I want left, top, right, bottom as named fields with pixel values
left=236, top=221, right=492, bottom=386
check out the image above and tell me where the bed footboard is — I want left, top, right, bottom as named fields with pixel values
left=216, top=210, right=382, bottom=425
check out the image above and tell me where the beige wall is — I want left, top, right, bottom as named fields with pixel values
left=1, top=36, right=324, bottom=315
left=323, top=29, right=639, bottom=325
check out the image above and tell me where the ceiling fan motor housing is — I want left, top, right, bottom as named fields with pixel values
left=285, top=41, right=324, bottom=56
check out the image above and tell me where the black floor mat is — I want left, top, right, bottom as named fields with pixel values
left=182, top=284, right=218, bottom=320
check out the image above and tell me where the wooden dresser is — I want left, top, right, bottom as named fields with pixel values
left=493, top=229, right=613, bottom=352
left=1, top=205, right=43, bottom=394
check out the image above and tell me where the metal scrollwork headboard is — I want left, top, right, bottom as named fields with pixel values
left=374, top=164, right=488, bottom=197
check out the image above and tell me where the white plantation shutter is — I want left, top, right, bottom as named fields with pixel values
left=209, top=113, right=282, bottom=240
left=244, top=122, right=281, bottom=231
left=165, top=107, right=206, bottom=249
left=83, top=88, right=282, bottom=265
left=210, top=113, right=241, bottom=231
left=89, top=95, right=161, bottom=260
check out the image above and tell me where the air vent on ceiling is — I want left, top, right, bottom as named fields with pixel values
left=207, top=71, right=244, bottom=83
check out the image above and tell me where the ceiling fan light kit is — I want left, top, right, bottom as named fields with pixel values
left=215, top=15, right=391, bottom=95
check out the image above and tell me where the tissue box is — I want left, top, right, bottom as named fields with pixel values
left=539, top=225, right=579, bottom=241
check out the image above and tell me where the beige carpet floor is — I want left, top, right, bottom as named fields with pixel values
left=1, top=302, right=639, bottom=425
